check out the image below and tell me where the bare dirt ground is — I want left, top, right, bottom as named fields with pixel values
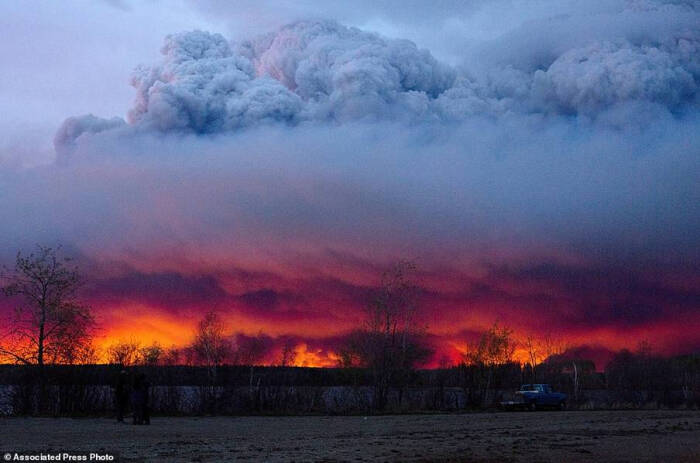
left=1, top=410, right=699, bottom=462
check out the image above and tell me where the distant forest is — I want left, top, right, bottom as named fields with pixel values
left=0, top=348, right=698, bottom=416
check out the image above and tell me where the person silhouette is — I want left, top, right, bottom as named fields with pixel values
left=131, top=372, right=150, bottom=425
left=114, top=369, right=129, bottom=423
left=141, top=373, right=151, bottom=425
left=131, top=373, right=144, bottom=425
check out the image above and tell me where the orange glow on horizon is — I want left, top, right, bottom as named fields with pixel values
left=87, top=308, right=699, bottom=368
left=290, top=343, right=340, bottom=368
left=3, top=296, right=697, bottom=369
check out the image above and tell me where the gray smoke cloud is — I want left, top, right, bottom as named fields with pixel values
left=54, top=115, right=127, bottom=152
left=37, top=0, right=700, bottom=270
left=127, top=30, right=302, bottom=133
left=54, top=1, right=699, bottom=150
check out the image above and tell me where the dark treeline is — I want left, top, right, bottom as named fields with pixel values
left=0, top=364, right=374, bottom=388
left=1, top=348, right=698, bottom=416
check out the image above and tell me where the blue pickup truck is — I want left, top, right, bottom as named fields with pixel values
left=501, top=384, right=567, bottom=410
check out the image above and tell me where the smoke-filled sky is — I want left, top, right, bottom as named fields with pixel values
left=1, top=0, right=699, bottom=368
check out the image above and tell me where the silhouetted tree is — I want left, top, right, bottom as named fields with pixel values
left=541, top=333, right=567, bottom=360
left=342, top=260, right=430, bottom=410
left=161, top=344, right=182, bottom=366
left=233, top=331, right=269, bottom=366
left=190, top=311, right=232, bottom=368
left=139, top=342, right=163, bottom=366
left=466, top=323, right=516, bottom=367
left=105, top=340, right=163, bottom=366
left=0, top=246, right=94, bottom=414
left=524, top=335, right=541, bottom=382
left=188, top=312, right=233, bottom=412
left=106, top=340, right=141, bottom=366
left=464, top=323, right=516, bottom=406
left=0, top=246, right=94, bottom=367
left=279, top=338, right=297, bottom=367
left=234, top=331, right=270, bottom=409
left=337, top=330, right=366, bottom=369
left=671, top=353, right=700, bottom=406
left=605, top=341, right=674, bottom=406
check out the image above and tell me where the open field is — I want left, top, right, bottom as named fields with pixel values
left=1, top=411, right=699, bottom=462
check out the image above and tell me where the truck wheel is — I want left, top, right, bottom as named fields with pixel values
left=559, top=401, right=566, bottom=410
left=529, top=402, right=537, bottom=411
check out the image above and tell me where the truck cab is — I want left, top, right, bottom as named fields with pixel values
left=502, top=384, right=567, bottom=410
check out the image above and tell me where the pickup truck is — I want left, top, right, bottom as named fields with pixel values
left=500, top=384, right=567, bottom=410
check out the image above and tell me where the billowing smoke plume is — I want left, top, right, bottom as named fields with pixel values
left=238, top=21, right=455, bottom=120
left=59, top=21, right=455, bottom=145
left=55, top=2, right=698, bottom=150
left=128, top=30, right=302, bottom=133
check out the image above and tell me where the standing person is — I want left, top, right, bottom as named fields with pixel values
left=114, top=369, right=129, bottom=423
left=131, top=373, right=144, bottom=425
left=141, top=373, right=151, bottom=425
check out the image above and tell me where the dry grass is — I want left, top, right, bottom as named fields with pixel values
left=2, top=410, right=699, bottom=462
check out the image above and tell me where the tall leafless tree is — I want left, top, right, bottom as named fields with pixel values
left=465, top=323, right=516, bottom=406
left=524, top=335, right=542, bottom=382
left=190, top=311, right=232, bottom=378
left=188, top=311, right=232, bottom=412
left=0, top=246, right=94, bottom=367
left=341, top=260, right=429, bottom=410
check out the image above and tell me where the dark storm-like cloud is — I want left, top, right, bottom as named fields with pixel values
left=228, top=276, right=373, bottom=325
left=78, top=259, right=379, bottom=330
left=238, top=289, right=284, bottom=311
left=484, top=263, right=700, bottom=329
left=88, top=271, right=229, bottom=311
